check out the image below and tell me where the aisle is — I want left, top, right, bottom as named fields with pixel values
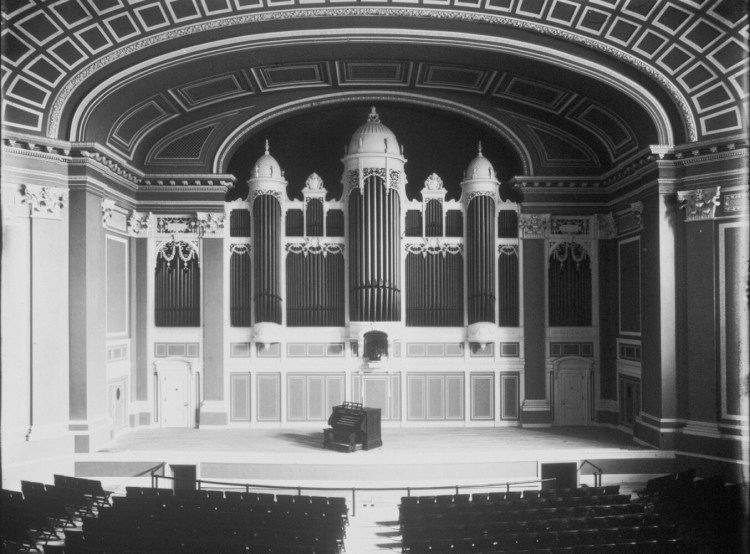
left=344, top=493, right=403, bottom=553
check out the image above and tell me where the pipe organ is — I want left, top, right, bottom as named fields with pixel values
left=144, top=108, right=604, bottom=429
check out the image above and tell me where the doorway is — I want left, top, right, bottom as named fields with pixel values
left=157, top=360, right=197, bottom=428
left=553, top=357, right=592, bottom=426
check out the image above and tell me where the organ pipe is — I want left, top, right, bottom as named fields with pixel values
left=548, top=243, right=592, bottom=326
left=406, top=252, right=464, bottom=326
left=348, top=175, right=401, bottom=321
left=467, top=196, right=496, bottom=324
left=306, top=199, right=324, bottom=236
left=498, top=247, right=519, bottom=326
left=286, top=251, right=344, bottom=326
left=154, top=242, right=200, bottom=327
left=230, top=249, right=252, bottom=326
left=253, top=195, right=282, bottom=324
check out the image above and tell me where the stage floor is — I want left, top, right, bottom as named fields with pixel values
left=99, top=425, right=644, bottom=456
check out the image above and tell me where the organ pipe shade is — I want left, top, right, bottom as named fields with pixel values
left=548, top=243, right=592, bottom=326
left=285, top=209, right=304, bottom=237
left=405, top=210, right=422, bottom=237
left=467, top=196, right=496, bottom=324
left=498, top=248, right=519, bottom=326
left=348, top=174, right=401, bottom=321
left=230, top=250, right=252, bottom=327
left=305, top=199, right=324, bottom=237
left=230, top=209, right=251, bottom=237
left=497, top=211, right=518, bottom=238
left=424, top=199, right=443, bottom=237
left=154, top=242, right=200, bottom=327
left=253, top=195, right=282, bottom=324
left=326, top=209, right=344, bottom=237
left=406, top=252, right=464, bottom=326
left=286, top=252, right=345, bottom=326
left=445, top=210, right=463, bottom=237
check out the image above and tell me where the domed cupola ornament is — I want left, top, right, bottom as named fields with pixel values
left=247, top=138, right=287, bottom=203
left=461, top=141, right=500, bottom=204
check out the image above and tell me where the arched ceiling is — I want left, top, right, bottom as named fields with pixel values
left=2, top=0, right=747, bottom=182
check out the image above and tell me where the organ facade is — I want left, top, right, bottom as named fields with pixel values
left=131, top=108, right=608, bottom=430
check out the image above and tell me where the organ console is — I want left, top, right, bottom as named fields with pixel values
left=323, top=402, right=382, bottom=452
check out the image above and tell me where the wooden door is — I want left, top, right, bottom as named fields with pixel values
left=556, top=370, right=587, bottom=426
left=161, top=371, right=190, bottom=428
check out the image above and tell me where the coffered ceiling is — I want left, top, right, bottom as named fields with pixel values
left=2, top=0, right=747, bottom=183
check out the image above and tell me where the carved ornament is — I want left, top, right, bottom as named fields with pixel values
left=128, top=211, right=152, bottom=236
left=102, top=198, right=117, bottom=225
left=156, top=216, right=197, bottom=234
left=405, top=238, right=463, bottom=257
left=549, top=241, right=591, bottom=268
left=286, top=238, right=344, bottom=257
left=465, top=190, right=496, bottom=203
left=230, top=243, right=251, bottom=256
left=518, top=213, right=549, bottom=239
left=723, top=188, right=749, bottom=213
left=20, top=184, right=68, bottom=219
left=677, top=187, right=721, bottom=222
left=251, top=189, right=282, bottom=203
left=304, top=173, right=325, bottom=191
left=157, top=240, right=199, bottom=267
left=551, top=217, right=590, bottom=236
left=498, top=245, right=518, bottom=257
left=196, top=212, right=225, bottom=236
left=423, top=173, right=444, bottom=191
left=595, top=213, right=616, bottom=238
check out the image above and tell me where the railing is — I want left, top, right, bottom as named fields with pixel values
left=148, top=465, right=557, bottom=517
left=578, top=459, right=604, bottom=487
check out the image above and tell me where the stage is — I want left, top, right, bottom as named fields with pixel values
left=75, top=426, right=676, bottom=490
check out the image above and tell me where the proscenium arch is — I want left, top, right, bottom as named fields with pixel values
left=62, top=24, right=683, bottom=148
left=214, top=92, right=534, bottom=176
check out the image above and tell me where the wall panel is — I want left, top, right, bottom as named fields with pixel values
left=257, top=373, right=280, bottom=421
left=230, top=373, right=251, bottom=422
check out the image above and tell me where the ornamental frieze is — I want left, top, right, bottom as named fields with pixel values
left=286, top=238, right=344, bottom=257
left=465, top=190, right=496, bottom=203
left=551, top=217, right=589, bottom=236
left=251, top=189, right=282, bottom=203
left=498, top=245, right=518, bottom=257
left=677, top=187, right=721, bottom=222
left=156, top=216, right=197, bottom=234
left=405, top=238, right=463, bottom=257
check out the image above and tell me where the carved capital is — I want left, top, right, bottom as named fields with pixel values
left=102, top=198, right=117, bottom=226
left=128, top=211, right=152, bottom=236
left=595, top=213, right=616, bottom=238
left=519, top=213, right=550, bottom=239
left=196, top=212, right=225, bottom=236
left=20, top=184, right=68, bottom=219
left=677, top=187, right=721, bottom=221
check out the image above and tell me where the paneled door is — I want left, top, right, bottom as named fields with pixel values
left=556, top=370, right=588, bottom=426
left=161, top=370, right=190, bottom=428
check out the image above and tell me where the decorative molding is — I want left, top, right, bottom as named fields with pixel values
left=550, top=217, right=590, bottom=236
left=465, top=190, right=497, bottom=203
left=518, top=213, right=550, bottom=239
left=156, top=240, right=199, bottom=266
left=405, top=238, right=463, bottom=257
left=549, top=241, right=591, bottom=266
left=251, top=189, right=282, bottom=203
left=20, top=184, right=68, bottom=219
left=678, top=187, right=721, bottom=221
left=156, top=216, right=197, bottom=234
left=285, top=238, right=344, bottom=257
left=127, top=211, right=152, bottom=236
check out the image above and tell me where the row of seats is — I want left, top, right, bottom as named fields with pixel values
left=399, top=488, right=655, bottom=554
left=2, top=476, right=111, bottom=553
left=64, top=489, right=349, bottom=554
left=403, top=536, right=696, bottom=553
left=402, top=513, right=662, bottom=540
